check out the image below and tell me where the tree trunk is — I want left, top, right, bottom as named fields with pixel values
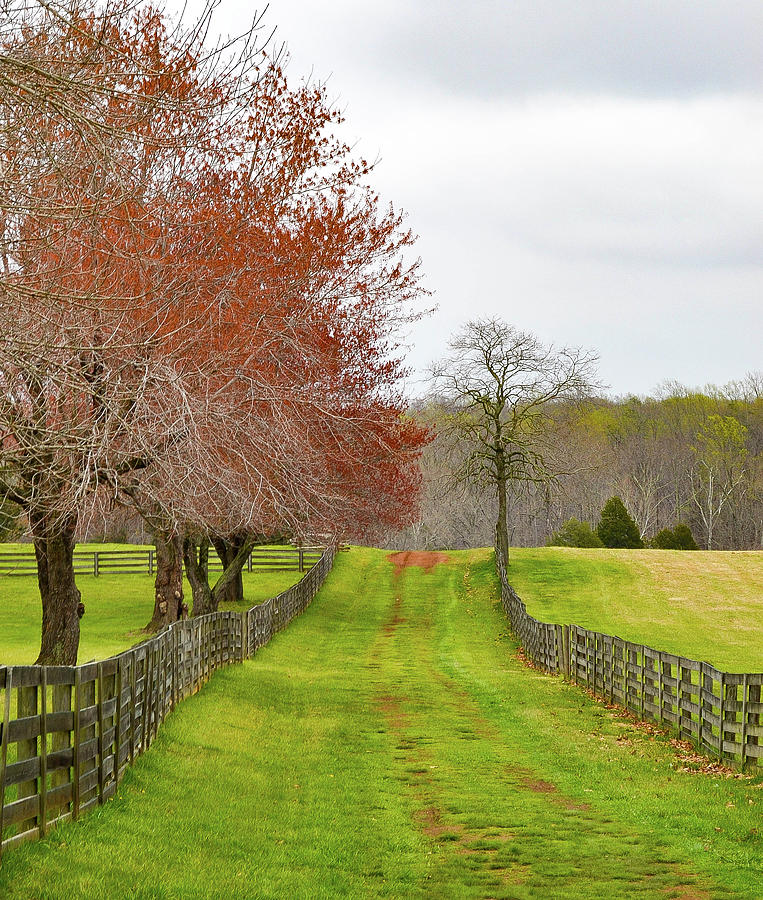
left=183, top=535, right=214, bottom=617
left=704, top=470, right=715, bottom=551
left=32, top=511, right=82, bottom=665
left=211, top=534, right=247, bottom=606
left=204, top=533, right=257, bottom=613
left=495, top=450, right=510, bottom=568
left=146, top=530, right=184, bottom=631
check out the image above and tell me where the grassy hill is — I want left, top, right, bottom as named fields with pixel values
left=506, top=547, right=763, bottom=672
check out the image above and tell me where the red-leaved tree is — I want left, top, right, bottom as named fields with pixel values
left=0, top=0, right=429, bottom=659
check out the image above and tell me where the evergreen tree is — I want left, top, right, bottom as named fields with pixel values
left=672, top=523, right=699, bottom=550
left=651, top=527, right=678, bottom=549
left=547, top=518, right=603, bottom=548
left=596, top=496, right=643, bottom=548
left=651, top=522, right=699, bottom=550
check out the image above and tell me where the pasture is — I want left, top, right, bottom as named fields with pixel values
left=0, top=543, right=304, bottom=665
left=0, top=548, right=760, bottom=898
left=507, top=547, right=763, bottom=672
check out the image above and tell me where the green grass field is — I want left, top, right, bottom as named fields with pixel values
left=0, top=544, right=304, bottom=665
left=505, top=548, right=763, bottom=673
left=0, top=548, right=760, bottom=898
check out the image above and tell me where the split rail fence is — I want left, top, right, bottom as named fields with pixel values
left=0, top=546, right=323, bottom=578
left=496, top=553, right=762, bottom=770
left=0, top=547, right=335, bottom=860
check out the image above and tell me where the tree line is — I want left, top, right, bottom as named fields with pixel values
left=385, top=321, right=761, bottom=555
left=0, top=0, right=427, bottom=664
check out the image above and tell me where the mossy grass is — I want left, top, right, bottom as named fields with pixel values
left=505, top=547, right=763, bottom=672
left=0, top=548, right=760, bottom=898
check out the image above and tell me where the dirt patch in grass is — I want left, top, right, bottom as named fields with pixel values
left=414, top=804, right=463, bottom=839
left=382, top=594, right=407, bottom=634
left=512, top=769, right=590, bottom=811
left=520, top=776, right=557, bottom=794
left=661, top=884, right=711, bottom=900
left=376, top=693, right=408, bottom=731
left=388, top=550, right=449, bottom=577
left=413, top=804, right=517, bottom=872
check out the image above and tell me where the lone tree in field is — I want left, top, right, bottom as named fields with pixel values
left=430, top=319, right=598, bottom=567
left=596, top=496, right=643, bottom=549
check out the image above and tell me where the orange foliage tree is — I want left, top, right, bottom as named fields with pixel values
left=0, top=0, right=428, bottom=660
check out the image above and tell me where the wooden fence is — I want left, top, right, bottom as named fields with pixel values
left=496, top=553, right=762, bottom=770
left=0, top=546, right=323, bottom=578
left=0, top=547, right=335, bottom=859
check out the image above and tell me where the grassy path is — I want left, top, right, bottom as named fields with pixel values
left=0, top=549, right=761, bottom=898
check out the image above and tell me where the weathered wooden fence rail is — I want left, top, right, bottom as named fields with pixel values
left=0, top=547, right=335, bottom=859
left=496, top=553, right=762, bottom=770
left=0, top=546, right=323, bottom=578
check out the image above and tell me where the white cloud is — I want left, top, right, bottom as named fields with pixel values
left=263, top=0, right=763, bottom=98
left=349, top=91, right=763, bottom=265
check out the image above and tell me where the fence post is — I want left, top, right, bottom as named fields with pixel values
left=114, top=659, right=123, bottom=785
left=128, top=652, right=137, bottom=764
left=562, top=625, right=570, bottom=680
left=50, top=679, right=72, bottom=822
left=0, top=668, right=12, bottom=862
left=747, top=681, right=760, bottom=768
left=740, top=674, right=748, bottom=768
left=717, top=673, right=726, bottom=761
left=79, top=676, right=97, bottom=812
left=657, top=654, right=664, bottom=727
left=93, top=551, right=99, bottom=578
left=639, top=646, right=646, bottom=721
left=141, top=649, right=151, bottom=753
left=39, top=667, right=48, bottom=837
left=97, top=663, right=105, bottom=805
left=153, top=641, right=163, bottom=738
left=722, top=677, right=735, bottom=763
left=171, top=626, right=178, bottom=709
left=73, top=667, right=82, bottom=820
left=299, top=547, right=304, bottom=572
left=16, top=680, right=39, bottom=836
left=148, top=549, right=154, bottom=577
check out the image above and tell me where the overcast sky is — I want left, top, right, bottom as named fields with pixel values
left=212, top=0, right=762, bottom=397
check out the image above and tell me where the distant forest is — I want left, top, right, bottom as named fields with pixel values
left=387, top=375, right=763, bottom=552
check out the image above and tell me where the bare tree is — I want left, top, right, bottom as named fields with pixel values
left=0, top=0, right=275, bottom=661
left=0, top=0, right=429, bottom=661
left=690, top=414, right=749, bottom=550
left=429, top=318, right=598, bottom=566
